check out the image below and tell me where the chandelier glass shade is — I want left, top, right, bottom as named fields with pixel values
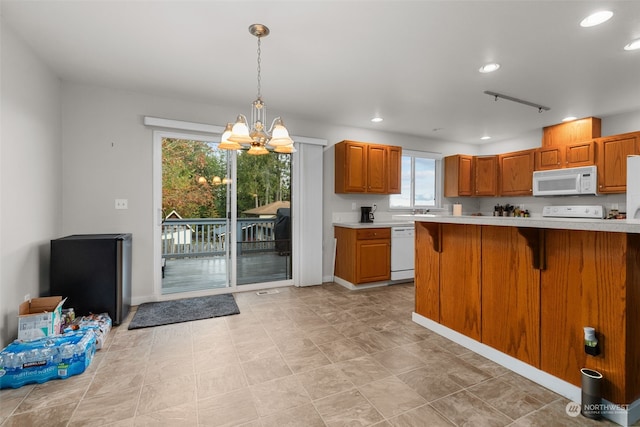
left=197, top=175, right=232, bottom=185
left=222, top=24, right=294, bottom=155
left=218, top=123, right=242, bottom=150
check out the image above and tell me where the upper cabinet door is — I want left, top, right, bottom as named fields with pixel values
left=444, top=155, right=473, bottom=197
left=542, top=117, right=601, bottom=147
left=597, top=132, right=640, bottom=193
left=367, top=144, right=387, bottom=193
left=565, top=141, right=595, bottom=167
left=535, top=146, right=564, bottom=171
left=387, top=146, right=402, bottom=194
left=335, top=141, right=367, bottom=193
left=473, top=156, right=498, bottom=196
left=499, top=149, right=535, bottom=196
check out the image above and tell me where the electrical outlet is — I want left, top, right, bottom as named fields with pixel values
left=115, top=199, right=128, bottom=209
left=351, top=202, right=357, bottom=210
left=24, top=294, right=30, bottom=302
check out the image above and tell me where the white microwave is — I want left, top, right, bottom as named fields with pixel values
left=533, top=166, right=598, bottom=196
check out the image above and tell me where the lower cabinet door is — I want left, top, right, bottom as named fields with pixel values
left=356, top=239, right=390, bottom=283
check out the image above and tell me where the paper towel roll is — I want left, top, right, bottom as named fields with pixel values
left=453, top=204, right=462, bottom=216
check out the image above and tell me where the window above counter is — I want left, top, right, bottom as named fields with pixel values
left=390, top=150, right=441, bottom=210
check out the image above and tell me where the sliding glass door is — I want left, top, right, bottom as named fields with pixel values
left=157, top=132, right=292, bottom=297
left=235, top=151, right=292, bottom=286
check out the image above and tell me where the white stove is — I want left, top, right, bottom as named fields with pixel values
left=542, top=205, right=605, bottom=219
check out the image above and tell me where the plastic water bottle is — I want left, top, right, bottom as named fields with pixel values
left=4, top=352, right=20, bottom=370
left=41, top=347, right=56, bottom=365
left=60, top=345, right=75, bottom=362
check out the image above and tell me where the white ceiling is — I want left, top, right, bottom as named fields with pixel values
left=3, top=1, right=640, bottom=144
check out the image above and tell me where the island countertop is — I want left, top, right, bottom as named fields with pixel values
left=392, top=213, right=640, bottom=234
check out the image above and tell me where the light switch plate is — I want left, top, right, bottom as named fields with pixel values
left=115, top=199, right=128, bottom=209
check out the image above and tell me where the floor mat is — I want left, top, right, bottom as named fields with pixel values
left=128, top=293, right=240, bottom=329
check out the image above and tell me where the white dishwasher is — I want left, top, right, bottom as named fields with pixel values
left=391, top=226, right=415, bottom=281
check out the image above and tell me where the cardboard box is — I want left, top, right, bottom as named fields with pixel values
left=18, top=297, right=66, bottom=341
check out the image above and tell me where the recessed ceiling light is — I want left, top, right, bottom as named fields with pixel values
left=562, top=116, right=577, bottom=122
left=624, top=38, right=640, bottom=51
left=480, top=136, right=491, bottom=140
left=479, top=63, right=500, bottom=73
left=371, top=117, right=383, bottom=123
left=580, top=11, right=613, bottom=27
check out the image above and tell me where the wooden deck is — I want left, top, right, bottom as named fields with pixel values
left=161, top=252, right=292, bottom=294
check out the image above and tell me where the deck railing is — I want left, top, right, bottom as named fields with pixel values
left=161, top=218, right=278, bottom=258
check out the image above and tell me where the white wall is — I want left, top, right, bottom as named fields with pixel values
left=0, top=23, right=62, bottom=348
left=60, top=85, right=638, bottom=297
left=60, top=83, right=243, bottom=305
left=60, top=83, right=481, bottom=301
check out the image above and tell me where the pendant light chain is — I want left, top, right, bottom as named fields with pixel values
left=256, top=36, right=262, bottom=99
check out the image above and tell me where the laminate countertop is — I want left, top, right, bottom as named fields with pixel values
left=332, top=221, right=415, bottom=229
left=391, top=214, right=640, bottom=234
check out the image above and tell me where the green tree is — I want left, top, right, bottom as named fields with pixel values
left=236, top=152, right=291, bottom=216
left=162, top=138, right=226, bottom=218
left=162, top=138, right=291, bottom=219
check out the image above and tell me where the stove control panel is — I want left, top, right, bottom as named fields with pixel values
left=542, top=205, right=605, bottom=219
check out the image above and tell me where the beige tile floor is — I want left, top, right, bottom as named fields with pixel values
left=0, top=283, right=627, bottom=426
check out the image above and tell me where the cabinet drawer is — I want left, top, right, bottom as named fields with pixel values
left=356, top=228, right=390, bottom=240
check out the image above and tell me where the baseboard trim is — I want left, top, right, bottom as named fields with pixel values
left=412, top=312, right=639, bottom=427
left=333, top=276, right=413, bottom=290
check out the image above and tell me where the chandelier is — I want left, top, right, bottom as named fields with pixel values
left=220, top=24, right=295, bottom=155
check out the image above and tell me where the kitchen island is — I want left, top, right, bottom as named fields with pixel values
left=394, top=214, right=640, bottom=426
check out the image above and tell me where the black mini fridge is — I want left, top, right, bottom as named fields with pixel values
left=50, top=234, right=132, bottom=325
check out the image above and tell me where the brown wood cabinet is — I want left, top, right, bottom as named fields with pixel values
left=366, top=144, right=387, bottom=193
left=565, top=140, right=595, bottom=167
left=334, top=140, right=401, bottom=194
left=414, top=220, right=640, bottom=406
left=499, top=149, right=534, bottom=196
left=440, top=224, right=481, bottom=340
left=414, top=222, right=440, bottom=321
left=443, top=155, right=497, bottom=197
left=387, top=146, right=402, bottom=193
left=542, top=117, right=601, bottom=147
left=481, top=226, right=541, bottom=367
left=415, top=223, right=481, bottom=340
left=535, top=141, right=595, bottom=171
left=335, top=141, right=366, bottom=192
left=535, top=145, right=564, bottom=170
left=334, top=227, right=391, bottom=284
left=473, top=155, right=498, bottom=196
left=596, top=131, right=640, bottom=193
left=541, top=230, right=640, bottom=404
left=444, top=155, right=473, bottom=197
